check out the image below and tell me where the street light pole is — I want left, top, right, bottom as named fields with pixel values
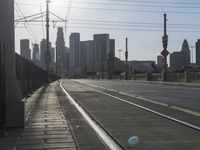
left=125, top=38, right=128, bottom=80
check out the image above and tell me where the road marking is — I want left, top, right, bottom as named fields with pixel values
left=60, top=81, right=123, bottom=150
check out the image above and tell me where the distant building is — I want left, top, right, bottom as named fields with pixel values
left=196, top=39, right=200, bottom=65
left=80, top=41, right=88, bottom=75
left=170, top=39, right=191, bottom=71
left=80, top=40, right=96, bottom=74
left=109, top=39, right=115, bottom=58
left=129, top=61, right=156, bottom=73
left=32, top=43, right=40, bottom=66
left=56, top=27, right=65, bottom=77
left=170, top=52, right=185, bottom=71
left=86, top=40, right=96, bottom=73
left=40, top=39, right=51, bottom=70
left=69, top=33, right=80, bottom=74
left=50, top=47, right=55, bottom=72
left=93, top=34, right=110, bottom=72
left=157, top=55, right=163, bottom=66
left=64, top=47, right=70, bottom=72
left=181, top=39, right=190, bottom=67
left=20, top=39, right=31, bottom=60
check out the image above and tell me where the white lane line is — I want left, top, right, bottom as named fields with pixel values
left=90, top=87, right=200, bottom=132
left=60, top=82, right=122, bottom=150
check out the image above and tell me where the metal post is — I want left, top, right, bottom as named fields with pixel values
left=46, top=0, right=50, bottom=72
left=161, top=14, right=169, bottom=82
left=125, top=38, right=128, bottom=80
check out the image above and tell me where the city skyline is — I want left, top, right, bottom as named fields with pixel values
left=15, top=0, right=200, bottom=61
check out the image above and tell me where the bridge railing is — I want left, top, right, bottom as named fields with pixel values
left=0, top=44, right=59, bottom=128
left=15, top=53, right=59, bottom=98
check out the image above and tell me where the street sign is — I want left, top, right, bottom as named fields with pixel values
left=161, top=50, right=169, bottom=57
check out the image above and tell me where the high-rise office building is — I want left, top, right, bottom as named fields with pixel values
left=32, top=43, right=40, bottom=65
left=79, top=40, right=96, bottom=74
left=109, top=39, right=115, bottom=58
left=196, top=39, right=200, bottom=65
left=93, top=34, right=110, bottom=72
left=170, top=39, right=191, bottom=71
left=50, top=47, right=55, bottom=72
left=56, top=27, right=65, bottom=77
left=64, top=47, right=70, bottom=72
left=40, top=39, right=51, bottom=70
left=80, top=41, right=88, bottom=74
left=20, top=39, right=31, bottom=60
left=86, top=40, right=96, bottom=73
left=181, top=39, right=190, bottom=67
left=69, top=33, right=80, bottom=74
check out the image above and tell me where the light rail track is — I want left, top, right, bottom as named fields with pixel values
left=74, top=80, right=200, bottom=132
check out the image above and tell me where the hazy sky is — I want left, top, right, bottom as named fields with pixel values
left=15, top=0, right=200, bottom=62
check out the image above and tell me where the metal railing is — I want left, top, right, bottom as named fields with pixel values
left=15, top=53, right=59, bottom=98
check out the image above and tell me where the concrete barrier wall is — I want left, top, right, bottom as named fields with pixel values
left=133, top=71, right=200, bottom=83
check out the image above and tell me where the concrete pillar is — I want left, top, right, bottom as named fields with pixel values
left=0, top=0, right=24, bottom=127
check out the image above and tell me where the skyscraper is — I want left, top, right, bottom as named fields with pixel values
left=181, top=39, right=190, bottom=67
left=40, top=39, right=51, bottom=70
left=80, top=41, right=88, bottom=74
left=20, top=39, right=31, bottom=60
left=69, top=33, right=80, bottom=74
left=196, top=39, right=200, bottom=65
left=32, top=43, right=40, bottom=65
left=93, top=34, right=110, bottom=72
left=86, top=40, right=96, bottom=73
left=56, top=27, right=65, bottom=77
left=109, top=39, right=115, bottom=58
left=50, top=47, right=55, bottom=72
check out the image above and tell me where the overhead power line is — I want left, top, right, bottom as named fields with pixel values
left=108, top=0, right=200, bottom=5
left=15, top=2, right=39, bottom=42
left=16, top=3, right=200, bottom=15
left=39, top=0, right=45, bottom=38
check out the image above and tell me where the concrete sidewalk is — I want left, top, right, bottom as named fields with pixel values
left=0, top=81, right=77, bottom=150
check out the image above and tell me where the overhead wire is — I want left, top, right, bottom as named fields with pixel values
left=39, top=0, right=45, bottom=38
left=15, top=2, right=39, bottom=42
left=16, top=3, right=200, bottom=15
left=64, top=0, right=73, bottom=38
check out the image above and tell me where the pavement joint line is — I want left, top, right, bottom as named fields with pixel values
left=60, top=81, right=123, bottom=150
left=87, top=84, right=200, bottom=132
left=78, top=81, right=200, bottom=117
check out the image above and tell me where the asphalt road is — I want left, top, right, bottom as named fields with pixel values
left=75, top=79, right=200, bottom=113
left=62, top=79, right=200, bottom=150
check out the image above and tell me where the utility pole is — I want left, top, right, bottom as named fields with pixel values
left=161, top=14, right=169, bottom=82
left=125, top=38, right=128, bottom=80
left=46, top=0, right=50, bottom=72
left=15, top=0, right=66, bottom=75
